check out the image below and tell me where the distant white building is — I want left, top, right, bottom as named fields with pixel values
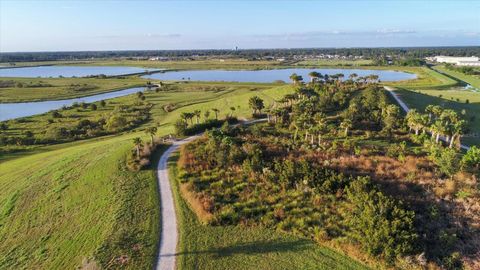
left=457, top=61, right=480, bottom=67
left=428, top=55, right=480, bottom=66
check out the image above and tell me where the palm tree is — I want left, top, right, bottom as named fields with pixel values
left=229, top=106, right=236, bottom=117
left=314, top=113, right=327, bottom=144
left=308, top=71, right=321, bottom=83
left=193, top=110, right=201, bottom=124
left=212, top=108, right=220, bottom=120
left=340, top=119, right=353, bottom=137
left=204, top=110, right=211, bottom=120
left=248, top=96, right=265, bottom=115
left=406, top=109, right=423, bottom=135
left=186, top=112, right=194, bottom=125
left=289, top=73, right=303, bottom=85
left=133, top=137, right=143, bottom=159
left=349, top=73, right=358, bottom=81
left=180, top=112, right=190, bottom=125
left=145, top=127, right=157, bottom=144
left=450, top=119, right=467, bottom=148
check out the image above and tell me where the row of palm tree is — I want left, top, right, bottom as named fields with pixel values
left=180, top=108, right=223, bottom=126
left=406, top=105, right=467, bottom=148
left=289, top=72, right=379, bottom=85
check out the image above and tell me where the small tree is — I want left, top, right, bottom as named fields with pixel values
left=90, top=104, right=97, bottom=111
left=382, top=104, right=401, bottom=136
left=174, top=119, right=188, bottom=136
left=344, top=177, right=417, bottom=262
left=105, top=114, right=127, bottom=132
left=204, top=110, right=211, bottom=120
left=248, top=96, right=265, bottom=115
left=212, top=108, right=220, bottom=120
left=145, top=126, right=158, bottom=144
left=462, top=146, right=480, bottom=173
left=193, top=110, right=201, bottom=124
left=100, top=100, right=106, bottom=107
left=340, top=119, right=353, bottom=137
left=132, top=137, right=143, bottom=159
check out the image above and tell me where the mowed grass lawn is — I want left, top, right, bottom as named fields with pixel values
left=0, top=76, right=146, bottom=102
left=0, top=135, right=160, bottom=269
left=388, top=66, right=458, bottom=90
left=168, top=153, right=370, bottom=270
left=433, top=65, right=480, bottom=89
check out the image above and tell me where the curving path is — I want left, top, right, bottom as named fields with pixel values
left=154, top=119, right=267, bottom=270
left=155, top=135, right=199, bottom=270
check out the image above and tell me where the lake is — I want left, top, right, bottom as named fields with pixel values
left=0, top=66, right=160, bottom=78
left=0, top=87, right=145, bottom=121
left=143, top=68, right=416, bottom=82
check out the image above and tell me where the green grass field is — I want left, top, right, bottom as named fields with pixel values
left=0, top=76, right=146, bottom=102
left=0, top=134, right=160, bottom=269
left=387, top=66, right=458, bottom=90
left=168, top=153, right=370, bottom=270
left=433, top=65, right=480, bottom=89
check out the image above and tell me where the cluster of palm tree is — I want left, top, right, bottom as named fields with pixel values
left=406, top=105, right=467, bottom=148
left=132, top=126, right=158, bottom=159
left=180, top=108, right=221, bottom=126
left=290, top=71, right=380, bottom=86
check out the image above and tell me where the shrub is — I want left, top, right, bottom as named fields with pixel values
left=461, top=146, right=480, bottom=173
left=104, top=114, right=127, bottom=132
left=427, top=145, right=460, bottom=178
left=51, top=110, right=62, bottom=118
left=343, top=177, right=417, bottom=262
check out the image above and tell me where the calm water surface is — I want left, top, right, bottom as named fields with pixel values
left=143, top=68, right=416, bottom=82
left=0, top=66, right=160, bottom=78
left=0, top=87, right=145, bottom=121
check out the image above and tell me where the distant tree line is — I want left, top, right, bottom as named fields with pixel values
left=1, top=46, right=479, bottom=62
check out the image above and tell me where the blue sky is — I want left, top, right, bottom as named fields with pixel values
left=0, top=0, right=479, bottom=52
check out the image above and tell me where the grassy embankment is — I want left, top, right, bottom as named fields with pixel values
left=0, top=76, right=146, bottom=103
left=168, top=153, right=370, bottom=270
left=0, top=134, right=160, bottom=269
left=432, top=65, right=480, bottom=90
